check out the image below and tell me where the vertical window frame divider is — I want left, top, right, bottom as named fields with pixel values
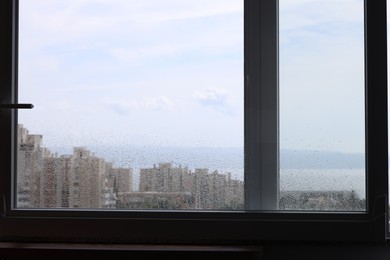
left=245, top=0, right=279, bottom=211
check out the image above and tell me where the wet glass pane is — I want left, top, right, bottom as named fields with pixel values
left=279, top=0, right=366, bottom=211
left=17, top=0, right=244, bottom=210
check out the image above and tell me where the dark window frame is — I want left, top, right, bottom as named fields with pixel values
left=0, top=0, right=387, bottom=244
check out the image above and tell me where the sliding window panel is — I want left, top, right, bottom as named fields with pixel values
left=17, top=0, right=244, bottom=210
left=279, top=0, right=366, bottom=211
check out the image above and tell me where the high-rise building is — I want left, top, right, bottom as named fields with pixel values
left=114, top=167, right=133, bottom=193
left=69, top=147, right=105, bottom=208
left=17, top=124, right=47, bottom=208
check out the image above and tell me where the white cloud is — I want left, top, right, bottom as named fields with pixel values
left=144, top=96, right=174, bottom=110
left=105, top=96, right=174, bottom=115
left=193, top=89, right=234, bottom=115
left=104, top=99, right=137, bottom=115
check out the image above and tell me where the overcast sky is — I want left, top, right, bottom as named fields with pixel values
left=18, top=0, right=365, bottom=154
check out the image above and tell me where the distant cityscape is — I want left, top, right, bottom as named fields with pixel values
left=17, top=124, right=365, bottom=211
left=17, top=124, right=244, bottom=210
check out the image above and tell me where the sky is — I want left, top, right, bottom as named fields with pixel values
left=18, top=0, right=365, bottom=154
left=279, top=0, right=365, bottom=154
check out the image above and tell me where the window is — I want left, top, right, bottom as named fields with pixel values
left=0, top=0, right=387, bottom=243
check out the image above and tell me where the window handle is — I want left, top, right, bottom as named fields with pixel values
left=0, top=104, right=34, bottom=109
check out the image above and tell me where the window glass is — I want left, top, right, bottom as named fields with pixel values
left=17, top=0, right=367, bottom=212
left=17, top=0, right=244, bottom=210
left=279, top=0, right=366, bottom=211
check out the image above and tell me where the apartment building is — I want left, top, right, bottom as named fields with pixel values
left=138, top=163, right=244, bottom=210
